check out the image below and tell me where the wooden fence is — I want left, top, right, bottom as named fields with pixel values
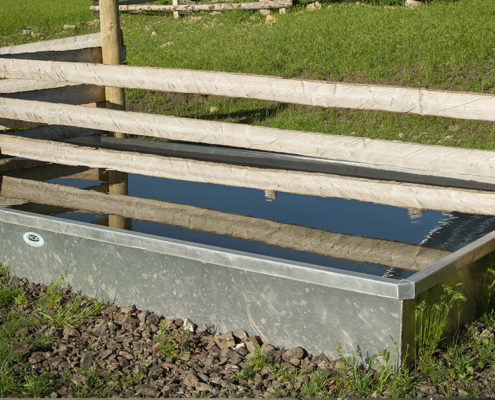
left=1, top=1, right=495, bottom=272
left=91, top=0, right=292, bottom=17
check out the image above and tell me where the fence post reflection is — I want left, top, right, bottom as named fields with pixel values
left=107, top=170, right=131, bottom=230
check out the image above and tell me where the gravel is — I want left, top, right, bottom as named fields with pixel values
left=4, top=275, right=495, bottom=398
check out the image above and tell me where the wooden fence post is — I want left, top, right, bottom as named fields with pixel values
left=99, top=0, right=130, bottom=230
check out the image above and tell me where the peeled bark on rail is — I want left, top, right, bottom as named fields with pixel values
left=0, top=34, right=101, bottom=55
left=90, top=0, right=292, bottom=12
left=0, top=175, right=450, bottom=271
left=1, top=97, right=495, bottom=184
left=1, top=58, right=494, bottom=123
left=0, top=79, right=70, bottom=93
left=1, top=134, right=495, bottom=215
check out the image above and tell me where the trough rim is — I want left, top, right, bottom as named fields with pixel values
left=1, top=207, right=493, bottom=302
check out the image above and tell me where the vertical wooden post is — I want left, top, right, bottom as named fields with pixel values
left=100, top=0, right=126, bottom=116
left=100, top=0, right=131, bottom=230
left=172, top=0, right=179, bottom=18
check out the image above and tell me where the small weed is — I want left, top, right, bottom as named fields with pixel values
left=155, top=329, right=180, bottom=359
left=301, top=369, right=331, bottom=397
left=483, top=267, right=495, bottom=311
left=415, top=283, right=466, bottom=361
left=0, top=285, right=23, bottom=308
left=235, top=345, right=268, bottom=380
left=270, top=362, right=299, bottom=383
left=14, top=289, right=28, bottom=307
left=121, top=372, right=146, bottom=390
left=446, top=345, right=475, bottom=381
left=68, top=363, right=111, bottom=398
left=0, top=265, right=10, bottom=279
left=0, top=266, right=24, bottom=309
left=350, top=357, right=375, bottom=395
left=37, top=273, right=102, bottom=328
left=472, top=334, right=495, bottom=369
left=22, top=369, right=54, bottom=397
left=155, top=320, right=192, bottom=360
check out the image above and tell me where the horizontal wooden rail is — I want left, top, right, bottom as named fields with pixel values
left=0, top=175, right=449, bottom=271
left=90, top=0, right=292, bottom=12
left=1, top=79, right=72, bottom=93
left=0, top=84, right=103, bottom=130
left=1, top=58, right=494, bottom=123
left=93, top=0, right=162, bottom=6
left=0, top=34, right=101, bottom=55
left=1, top=134, right=495, bottom=215
left=1, top=98, right=495, bottom=183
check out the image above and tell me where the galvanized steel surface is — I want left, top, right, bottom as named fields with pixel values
left=0, top=208, right=403, bottom=360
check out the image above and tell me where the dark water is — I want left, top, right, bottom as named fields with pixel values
left=41, top=172, right=495, bottom=280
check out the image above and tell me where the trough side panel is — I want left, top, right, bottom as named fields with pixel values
left=401, top=252, right=495, bottom=364
left=0, top=218, right=402, bottom=363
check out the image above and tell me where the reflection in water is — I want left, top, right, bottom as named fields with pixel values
left=2, top=162, right=495, bottom=279
left=421, top=212, right=495, bottom=251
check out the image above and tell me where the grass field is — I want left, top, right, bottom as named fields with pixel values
left=121, top=0, right=495, bottom=148
left=0, top=0, right=97, bottom=46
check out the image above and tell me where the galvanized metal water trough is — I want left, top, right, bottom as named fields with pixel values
left=0, top=193, right=494, bottom=365
left=1, top=32, right=495, bottom=365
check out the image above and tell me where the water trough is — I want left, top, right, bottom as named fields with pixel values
left=1, top=28, right=495, bottom=365
left=1, top=136, right=495, bottom=365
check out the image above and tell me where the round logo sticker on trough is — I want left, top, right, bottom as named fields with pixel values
left=23, top=232, right=45, bottom=248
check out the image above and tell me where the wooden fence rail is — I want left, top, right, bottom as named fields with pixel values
left=1, top=59, right=494, bottom=123
left=0, top=34, right=100, bottom=55
left=0, top=35, right=103, bottom=130
left=1, top=97, right=495, bottom=185
left=90, top=0, right=292, bottom=12
left=1, top=134, right=495, bottom=216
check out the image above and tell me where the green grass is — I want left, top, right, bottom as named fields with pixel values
left=36, top=273, right=103, bottom=328
left=0, top=268, right=102, bottom=397
left=124, top=0, right=495, bottom=90
left=2, top=0, right=495, bottom=148
left=121, top=0, right=495, bottom=149
left=415, top=283, right=467, bottom=361
left=155, top=319, right=193, bottom=360
left=0, top=0, right=98, bottom=47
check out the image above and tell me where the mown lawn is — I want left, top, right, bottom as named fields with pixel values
left=121, top=0, right=495, bottom=148
left=0, top=0, right=98, bottom=46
